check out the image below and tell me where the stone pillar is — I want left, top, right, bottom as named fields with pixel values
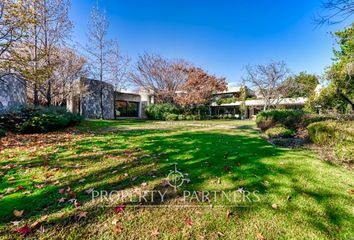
left=79, top=78, right=115, bottom=119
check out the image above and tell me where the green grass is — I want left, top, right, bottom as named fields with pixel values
left=0, top=119, right=353, bottom=239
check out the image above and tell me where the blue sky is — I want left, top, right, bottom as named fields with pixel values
left=70, top=0, right=352, bottom=85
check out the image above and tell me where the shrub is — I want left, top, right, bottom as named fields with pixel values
left=0, top=105, right=82, bottom=133
left=265, top=126, right=295, bottom=138
left=308, top=121, right=354, bottom=163
left=145, top=103, right=180, bottom=120
left=301, top=114, right=337, bottom=127
left=335, top=141, right=354, bottom=162
left=302, top=114, right=354, bottom=127
left=188, top=105, right=209, bottom=116
left=185, top=115, right=195, bottom=120
left=307, top=121, right=354, bottom=144
left=256, top=109, right=305, bottom=131
left=164, top=113, right=178, bottom=121
left=0, top=128, right=5, bottom=138
left=178, top=114, right=186, bottom=120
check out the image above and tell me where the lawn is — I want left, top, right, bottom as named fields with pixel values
left=0, top=119, right=353, bottom=239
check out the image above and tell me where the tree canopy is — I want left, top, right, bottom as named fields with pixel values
left=282, top=72, right=319, bottom=98
left=327, top=23, right=354, bottom=110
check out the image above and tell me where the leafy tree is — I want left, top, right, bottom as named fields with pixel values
left=327, top=23, right=354, bottom=110
left=0, top=0, right=32, bottom=60
left=3, top=0, right=72, bottom=106
left=174, top=67, right=227, bottom=109
left=282, top=72, right=319, bottom=98
left=7, top=0, right=49, bottom=105
left=305, top=85, right=348, bottom=113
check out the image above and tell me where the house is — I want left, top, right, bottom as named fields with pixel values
left=210, top=86, right=307, bottom=118
left=66, top=78, right=307, bottom=119
left=66, top=77, right=154, bottom=119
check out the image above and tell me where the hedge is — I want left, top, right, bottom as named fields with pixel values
left=256, top=109, right=305, bottom=131
left=256, top=109, right=353, bottom=131
left=145, top=103, right=180, bottom=120
left=0, top=105, right=82, bottom=133
left=145, top=103, right=215, bottom=121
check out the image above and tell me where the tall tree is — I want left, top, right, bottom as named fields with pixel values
left=107, top=41, right=130, bottom=91
left=0, top=0, right=31, bottom=61
left=174, top=67, right=227, bottom=107
left=41, top=0, right=72, bottom=106
left=85, top=6, right=112, bottom=119
left=315, top=0, right=354, bottom=25
left=0, top=0, right=34, bottom=84
left=7, top=0, right=48, bottom=105
left=130, top=53, right=189, bottom=103
left=50, top=47, right=87, bottom=105
left=242, top=61, right=290, bottom=110
left=3, top=0, right=72, bottom=105
left=326, top=23, right=354, bottom=110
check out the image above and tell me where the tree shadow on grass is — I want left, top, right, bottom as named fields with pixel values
left=0, top=127, right=352, bottom=238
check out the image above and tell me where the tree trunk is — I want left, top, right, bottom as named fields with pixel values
left=99, top=41, right=104, bottom=119
left=33, top=1, right=39, bottom=106
left=46, top=79, right=52, bottom=106
left=44, top=0, right=51, bottom=106
left=34, top=83, right=39, bottom=105
left=100, top=80, right=104, bottom=119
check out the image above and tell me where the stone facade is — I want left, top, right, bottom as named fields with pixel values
left=0, top=74, right=27, bottom=108
left=67, top=77, right=115, bottom=119
left=67, top=77, right=154, bottom=119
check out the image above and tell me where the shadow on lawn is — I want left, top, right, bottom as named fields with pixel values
left=0, top=127, right=352, bottom=237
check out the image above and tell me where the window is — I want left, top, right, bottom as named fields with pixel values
left=115, top=101, right=139, bottom=117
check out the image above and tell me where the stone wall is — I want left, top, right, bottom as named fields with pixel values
left=0, top=74, right=27, bottom=108
left=67, top=78, right=115, bottom=119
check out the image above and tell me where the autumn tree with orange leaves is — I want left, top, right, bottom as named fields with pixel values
left=175, top=67, right=227, bottom=107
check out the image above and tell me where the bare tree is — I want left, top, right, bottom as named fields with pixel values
left=130, top=53, right=189, bottom=103
left=242, top=61, right=290, bottom=110
left=107, top=41, right=130, bottom=91
left=85, top=6, right=112, bottom=119
left=41, top=0, right=73, bottom=106
left=50, top=47, right=87, bottom=105
left=315, top=0, right=354, bottom=25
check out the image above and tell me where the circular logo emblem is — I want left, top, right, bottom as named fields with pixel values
left=166, top=164, right=186, bottom=190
